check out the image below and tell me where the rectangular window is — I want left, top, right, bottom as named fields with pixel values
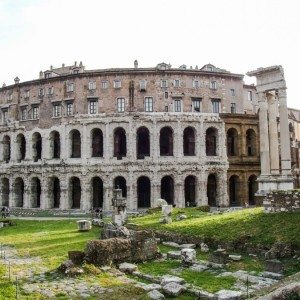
left=53, top=104, right=61, bottom=117
left=117, top=98, right=125, bottom=112
left=32, top=106, right=39, bottom=119
left=165, top=105, right=169, bottom=112
left=248, top=91, right=253, bottom=101
left=140, top=80, right=147, bottom=91
left=114, top=80, right=121, bottom=89
left=2, top=110, right=8, bottom=123
left=66, top=83, right=74, bottom=92
left=230, top=89, right=235, bottom=96
left=66, top=102, right=73, bottom=116
left=48, top=87, right=54, bottom=95
left=164, top=91, right=168, bottom=99
left=161, top=79, right=168, bottom=88
left=45, top=73, right=51, bottom=79
left=101, top=81, right=108, bottom=89
left=145, top=97, right=153, bottom=112
left=38, top=88, right=44, bottom=97
left=89, top=100, right=97, bottom=114
left=174, top=79, right=180, bottom=87
left=212, top=99, right=220, bottom=113
left=210, top=81, right=217, bottom=90
left=24, top=90, right=30, bottom=98
left=21, top=107, right=27, bottom=120
left=193, top=80, right=200, bottom=88
left=174, top=99, right=182, bottom=112
left=192, top=98, right=201, bottom=112
left=231, top=103, right=236, bottom=113
left=88, top=81, right=96, bottom=90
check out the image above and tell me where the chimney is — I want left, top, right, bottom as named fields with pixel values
left=62, top=63, right=65, bottom=67
left=39, top=71, right=43, bottom=79
left=2, top=83, right=6, bottom=88
left=195, top=65, right=198, bottom=70
left=134, top=60, right=138, bottom=69
left=50, top=65, right=53, bottom=70
left=79, top=61, right=83, bottom=67
left=74, top=61, right=77, bottom=67
left=14, top=77, right=20, bottom=84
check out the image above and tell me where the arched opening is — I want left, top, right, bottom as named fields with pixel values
left=246, top=129, right=256, bottom=156
left=91, top=129, right=103, bottom=157
left=184, top=175, right=196, bottom=207
left=30, top=177, right=41, bottom=208
left=70, top=177, right=81, bottom=208
left=161, top=176, right=174, bottom=205
left=114, top=176, right=127, bottom=197
left=229, top=175, right=240, bottom=206
left=160, top=127, right=173, bottom=156
left=206, top=127, right=217, bottom=156
left=70, top=130, right=81, bottom=158
left=92, top=177, right=103, bottom=208
left=32, top=132, right=42, bottom=162
left=248, top=175, right=258, bottom=205
left=14, top=177, right=24, bottom=207
left=137, top=176, right=151, bottom=208
left=114, top=127, right=127, bottom=159
left=0, top=178, right=9, bottom=206
left=183, top=127, right=195, bottom=156
left=207, top=174, right=217, bottom=206
left=50, top=177, right=60, bottom=208
left=16, top=134, right=26, bottom=161
left=227, top=128, right=238, bottom=156
left=137, top=127, right=150, bottom=159
left=2, top=135, right=11, bottom=163
left=50, top=131, right=60, bottom=159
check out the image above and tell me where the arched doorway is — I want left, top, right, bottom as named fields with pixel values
left=2, top=135, right=11, bottom=163
left=227, top=128, right=238, bottom=156
left=246, top=129, right=256, bottom=156
left=92, top=177, right=103, bottom=208
left=161, top=176, right=174, bottom=205
left=207, top=174, right=217, bottom=206
left=229, top=175, right=240, bottom=206
left=206, top=127, right=218, bottom=156
left=91, top=129, right=103, bottom=157
left=137, top=127, right=150, bottom=159
left=248, top=175, right=258, bottom=205
left=160, top=127, right=173, bottom=156
left=183, top=127, right=196, bottom=156
left=16, top=134, right=26, bottom=161
left=184, top=175, right=196, bottom=207
left=70, top=177, right=81, bottom=208
left=0, top=178, right=9, bottom=206
left=32, top=132, right=42, bottom=162
left=31, top=177, right=41, bottom=208
left=114, top=176, right=127, bottom=197
left=70, top=130, right=81, bottom=158
left=50, top=131, right=60, bottom=159
left=137, top=176, right=151, bottom=208
left=114, top=128, right=127, bottom=158
left=14, top=177, right=24, bottom=207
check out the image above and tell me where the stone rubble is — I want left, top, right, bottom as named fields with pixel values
left=147, top=289, right=165, bottom=300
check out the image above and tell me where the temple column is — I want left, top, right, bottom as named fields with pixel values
left=267, top=92, right=280, bottom=175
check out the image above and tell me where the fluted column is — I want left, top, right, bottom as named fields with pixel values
left=278, top=88, right=292, bottom=175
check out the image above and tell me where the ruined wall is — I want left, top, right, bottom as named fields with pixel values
left=264, top=190, right=300, bottom=212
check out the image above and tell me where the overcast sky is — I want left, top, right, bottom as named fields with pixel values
left=0, top=0, right=299, bottom=109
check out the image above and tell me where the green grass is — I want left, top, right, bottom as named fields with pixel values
left=131, top=208, right=300, bottom=248
left=137, top=260, right=181, bottom=276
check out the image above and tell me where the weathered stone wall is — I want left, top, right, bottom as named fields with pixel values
left=264, top=190, right=300, bottom=212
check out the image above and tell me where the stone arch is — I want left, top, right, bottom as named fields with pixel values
left=161, top=175, right=174, bottom=205
left=229, top=175, right=240, bottom=206
left=91, top=128, right=103, bottom=157
left=50, top=131, right=60, bottom=159
left=114, top=127, right=127, bottom=158
left=49, top=177, right=60, bottom=208
left=14, top=177, right=24, bottom=207
left=246, top=129, right=257, bottom=156
left=69, top=129, right=81, bottom=158
left=91, top=176, right=104, bottom=208
left=70, top=177, right=81, bottom=208
left=207, top=174, right=217, bottom=206
left=114, top=176, right=127, bottom=198
left=184, top=175, right=196, bottom=207
left=0, top=178, right=9, bottom=206
left=227, top=128, right=239, bottom=156
left=137, top=126, right=150, bottom=159
left=137, top=176, right=151, bottom=208
left=206, top=127, right=218, bottom=156
left=183, top=127, right=196, bottom=156
left=16, top=133, right=26, bottom=161
left=248, top=175, right=258, bottom=205
left=32, top=132, right=42, bottom=162
left=2, top=135, right=11, bottom=163
left=160, top=127, right=173, bottom=156
left=30, top=177, right=41, bottom=208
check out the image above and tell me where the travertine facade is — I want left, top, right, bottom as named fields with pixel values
left=0, top=62, right=290, bottom=210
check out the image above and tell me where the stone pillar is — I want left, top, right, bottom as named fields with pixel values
left=175, top=121, right=183, bottom=159
left=81, top=178, right=91, bottom=211
left=267, top=92, right=280, bottom=175
left=42, top=135, right=50, bottom=160
left=218, top=171, right=229, bottom=206
left=59, top=178, right=69, bottom=209
left=103, top=178, right=113, bottom=211
left=278, top=88, right=292, bottom=175
left=60, top=126, right=68, bottom=160
left=40, top=178, right=50, bottom=209
left=258, top=92, right=271, bottom=175
left=198, top=172, right=208, bottom=206
left=25, top=133, right=31, bottom=161
left=81, top=125, right=88, bottom=162
left=174, top=176, right=184, bottom=208
left=104, top=122, right=110, bottom=160
left=10, top=180, right=15, bottom=207
left=23, top=178, right=31, bottom=208
left=151, top=178, right=160, bottom=207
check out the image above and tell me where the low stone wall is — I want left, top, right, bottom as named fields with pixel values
left=264, top=190, right=300, bottom=213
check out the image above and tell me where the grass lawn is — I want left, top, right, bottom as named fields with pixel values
left=131, top=207, right=300, bottom=248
